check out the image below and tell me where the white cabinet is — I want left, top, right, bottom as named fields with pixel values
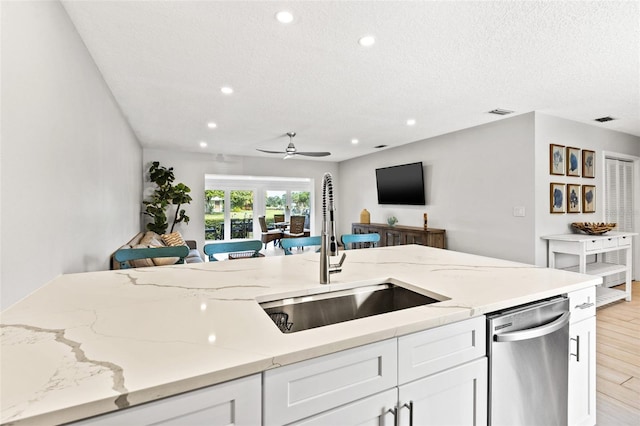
left=567, top=287, right=596, bottom=426
left=264, top=316, right=487, bottom=425
left=398, top=357, right=487, bottom=426
left=543, top=232, right=636, bottom=307
left=71, top=374, right=261, bottom=426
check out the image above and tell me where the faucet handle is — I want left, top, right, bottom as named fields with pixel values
left=330, top=253, right=346, bottom=269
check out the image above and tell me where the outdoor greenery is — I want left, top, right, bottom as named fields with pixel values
left=143, top=161, right=192, bottom=234
left=203, top=189, right=311, bottom=240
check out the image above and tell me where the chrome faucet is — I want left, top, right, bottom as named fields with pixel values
left=320, top=172, right=346, bottom=284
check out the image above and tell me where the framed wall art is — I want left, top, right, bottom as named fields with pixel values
left=582, top=185, right=596, bottom=213
left=550, top=182, right=566, bottom=213
left=582, top=150, right=595, bottom=178
left=566, top=146, right=581, bottom=177
left=550, top=144, right=565, bottom=175
left=567, top=184, right=581, bottom=213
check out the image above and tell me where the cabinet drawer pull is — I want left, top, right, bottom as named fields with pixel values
left=387, top=407, right=398, bottom=426
left=575, top=302, right=594, bottom=310
left=570, top=335, right=581, bottom=362
left=401, top=401, right=414, bottom=426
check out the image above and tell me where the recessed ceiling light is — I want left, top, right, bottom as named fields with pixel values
left=276, top=11, right=294, bottom=24
left=351, top=139, right=359, bottom=144
left=220, top=86, right=233, bottom=95
left=358, top=35, right=376, bottom=47
left=207, top=122, right=217, bottom=129
left=406, top=119, right=416, bottom=126
left=199, top=141, right=208, bottom=148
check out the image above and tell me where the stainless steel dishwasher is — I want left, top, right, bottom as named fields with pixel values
left=487, top=296, right=570, bottom=425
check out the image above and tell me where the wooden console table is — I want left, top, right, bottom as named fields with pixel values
left=351, top=223, right=446, bottom=249
left=542, top=231, right=636, bottom=307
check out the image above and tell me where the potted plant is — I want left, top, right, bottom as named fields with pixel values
left=143, top=161, right=192, bottom=234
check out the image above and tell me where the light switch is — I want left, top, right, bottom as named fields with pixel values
left=513, top=206, right=526, bottom=217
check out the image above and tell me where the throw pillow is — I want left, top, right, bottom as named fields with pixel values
left=140, top=231, right=160, bottom=246
left=152, top=256, right=180, bottom=266
left=162, top=231, right=186, bottom=247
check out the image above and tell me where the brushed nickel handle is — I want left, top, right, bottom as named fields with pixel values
left=387, top=407, right=398, bottom=426
left=570, top=335, right=581, bottom=362
left=575, top=302, right=594, bottom=310
left=401, top=401, right=414, bottom=426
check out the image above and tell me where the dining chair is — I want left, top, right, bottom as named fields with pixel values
left=274, top=214, right=285, bottom=223
left=284, top=215, right=309, bottom=238
left=341, top=233, right=381, bottom=250
left=259, top=216, right=283, bottom=248
left=203, top=240, right=263, bottom=261
left=114, top=245, right=190, bottom=269
left=280, top=236, right=322, bottom=255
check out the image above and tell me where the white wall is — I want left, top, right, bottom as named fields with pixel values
left=338, top=113, right=537, bottom=264
left=142, top=149, right=339, bottom=253
left=1, top=1, right=142, bottom=309
left=534, top=113, right=640, bottom=272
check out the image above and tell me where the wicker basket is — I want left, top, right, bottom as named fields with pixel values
left=571, top=222, right=617, bottom=235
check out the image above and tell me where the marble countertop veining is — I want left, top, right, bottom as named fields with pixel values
left=0, top=245, right=601, bottom=425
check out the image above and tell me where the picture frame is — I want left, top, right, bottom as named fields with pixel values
left=567, top=184, right=581, bottom=213
left=566, top=146, right=581, bottom=177
left=549, top=144, right=565, bottom=175
left=582, top=150, right=595, bottom=178
left=582, top=185, right=596, bottom=213
left=550, top=182, right=566, bottom=213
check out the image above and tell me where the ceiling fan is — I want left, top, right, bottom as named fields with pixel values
left=257, top=132, right=331, bottom=159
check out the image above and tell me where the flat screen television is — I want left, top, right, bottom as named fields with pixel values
left=375, top=162, right=426, bottom=205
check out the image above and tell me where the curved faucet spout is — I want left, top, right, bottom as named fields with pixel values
left=320, top=172, right=345, bottom=284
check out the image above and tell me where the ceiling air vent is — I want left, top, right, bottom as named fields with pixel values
left=594, top=116, right=615, bottom=123
left=488, top=109, right=514, bottom=115
left=374, top=145, right=388, bottom=149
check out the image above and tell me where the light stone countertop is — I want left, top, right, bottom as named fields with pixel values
left=0, top=245, right=601, bottom=425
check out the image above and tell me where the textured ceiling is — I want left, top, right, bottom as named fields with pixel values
left=62, top=1, right=640, bottom=162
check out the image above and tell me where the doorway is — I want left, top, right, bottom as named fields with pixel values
left=604, top=153, right=639, bottom=283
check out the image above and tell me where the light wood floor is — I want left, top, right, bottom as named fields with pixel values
left=596, top=281, right=640, bottom=426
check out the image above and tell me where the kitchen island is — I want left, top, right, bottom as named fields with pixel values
left=1, top=245, right=600, bottom=425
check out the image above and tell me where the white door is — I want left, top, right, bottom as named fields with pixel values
left=604, top=156, right=637, bottom=283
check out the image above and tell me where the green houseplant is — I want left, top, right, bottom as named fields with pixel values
left=143, top=161, right=192, bottom=234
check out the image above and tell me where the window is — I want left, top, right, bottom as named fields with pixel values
left=205, top=175, right=313, bottom=241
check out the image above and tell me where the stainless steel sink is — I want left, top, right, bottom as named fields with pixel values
left=260, top=281, right=446, bottom=333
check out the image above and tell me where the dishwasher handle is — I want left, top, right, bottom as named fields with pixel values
left=495, top=312, right=570, bottom=342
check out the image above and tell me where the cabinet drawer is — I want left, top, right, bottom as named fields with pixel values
left=602, top=237, right=618, bottom=249
left=584, top=239, right=603, bottom=252
left=398, top=316, right=486, bottom=385
left=71, top=374, right=261, bottom=426
left=568, top=287, right=596, bottom=323
left=263, top=339, right=397, bottom=426
left=618, top=235, right=632, bottom=248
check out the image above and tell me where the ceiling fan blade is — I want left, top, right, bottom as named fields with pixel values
left=256, top=149, right=287, bottom=154
left=296, top=152, right=331, bottom=157
left=283, top=153, right=295, bottom=160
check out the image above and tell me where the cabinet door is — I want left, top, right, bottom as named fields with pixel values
left=398, top=358, right=488, bottom=426
left=568, top=316, right=596, bottom=426
left=292, top=388, right=398, bottom=426
left=403, top=231, right=426, bottom=245
left=383, top=230, right=402, bottom=246
left=72, top=374, right=261, bottom=425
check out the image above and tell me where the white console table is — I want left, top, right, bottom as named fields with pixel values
left=542, top=231, right=636, bottom=307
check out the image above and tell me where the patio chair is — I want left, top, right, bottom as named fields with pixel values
left=259, top=216, right=283, bottom=248
left=284, top=215, right=309, bottom=238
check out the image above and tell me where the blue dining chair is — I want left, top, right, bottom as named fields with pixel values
left=341, top=233, right=380, bottom=250
left=114, top=245, right=190, bottom=269
left=280, top=236, right=322, bottom=255
left=203, top=240, right=263, bottom=261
